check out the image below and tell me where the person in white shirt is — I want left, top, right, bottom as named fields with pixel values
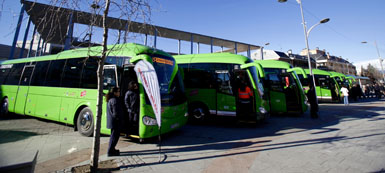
left=340, top=85, right=349, bottom=106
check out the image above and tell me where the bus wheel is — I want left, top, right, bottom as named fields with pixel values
left=0, top=98, right=9, bottom=116
left=77, top=107, right=94, bottom=137
left=189, top=104, right=208, bottom=122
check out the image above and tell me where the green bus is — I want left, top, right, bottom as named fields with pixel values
left=253, top=60, right=308, bottom=115
left=294, top=68, right=341, bottom=102
left=175, top=53, right=269, bottom=122
left=0, top=43, right=188, bottom=140
left=328, top=71, right=351, bottom=89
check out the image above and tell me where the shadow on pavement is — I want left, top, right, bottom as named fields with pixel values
left=0, top=130, right=39, bottom=144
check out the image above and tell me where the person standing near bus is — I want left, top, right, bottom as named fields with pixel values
left=340, top=85, right=349, bottom=106
left=124, top=81, right=139, bottom=135
left=306, top=83, right=319, bottom=118
left=106, top=87, right=124, bottom=156
left=238, top=81, right=253, bottom=118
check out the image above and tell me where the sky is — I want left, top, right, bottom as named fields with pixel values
left=0, top=0, right=384, bottom=69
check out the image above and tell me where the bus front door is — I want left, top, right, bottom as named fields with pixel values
left=14, top=65, right=35, bottom=115
left=215, top=70, right=236, bottom=117
left=282, top=74, right=301, bottom=113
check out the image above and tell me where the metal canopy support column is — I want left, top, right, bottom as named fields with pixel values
left=64, top=13, right=74, bottom=50
left=39, top=40, right=45, bottom=56
left=35, top=35, right=42, bottom=56
left=197, top=42, right=200, bottom=54
left=43, top=42, right=48, bottom=54
left=123, top=24, right=128, bottom=43
left=144, top=34, right=148, bottom=46
left=9, top=4, right=25, bottom=59
left=234, top=42, right=237, bottom=54
left=221, top=46, right=224, bottom=52
left=154, top=29, right=157, bottom=48
left=117, top=30, right=121, bottom=44
left=27, top=26, right=37, bottom=58
left=247, top=45, right=251, bottom=58
left=210, top=38, right=213, bottom=53
left=19, top=16, right=32, bottom=58
left=178, top=39, right=181, bottom=55
left=190, top=34, right=194, bottom=54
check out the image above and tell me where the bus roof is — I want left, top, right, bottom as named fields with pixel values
left=174, top=53, right=251, bottom=65
left=293, top=68, right=332, bottom=76
left=328, top=71, right=346, bottom=77
left=253, top=60, right=292, bottom=69
left=0, top=43, right=169, bottom=65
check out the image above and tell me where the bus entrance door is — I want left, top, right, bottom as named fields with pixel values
left=215, top=70, right=236, bottom=117
left=282, top=74, right=301, bottom=113
left=14, top=65, right=35, bottom=115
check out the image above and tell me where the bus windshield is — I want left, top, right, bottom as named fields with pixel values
left=248, top=66, right=264, bottom=96
left=150, top=54, right=186, bottom=106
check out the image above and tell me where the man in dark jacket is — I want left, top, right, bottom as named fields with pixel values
left=106, top=87, right=124, bottom=156
left=306, top=80, right=319, bottom=119
left=124, top=81, right=139, bottom=135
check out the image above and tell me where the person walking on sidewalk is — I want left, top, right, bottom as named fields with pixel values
left=340, top=85, right=349, bottom=106
left=106, top=87, right=124, bottom=156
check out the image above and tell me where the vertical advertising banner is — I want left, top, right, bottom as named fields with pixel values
left=134, top=60, right=161, bottom=127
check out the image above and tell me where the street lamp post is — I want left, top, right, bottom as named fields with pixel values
left=260, top=42, right=270, bottom=60
left=279, top=0, right=330, bottom=116
left=362, top=41, right=385, bottom=83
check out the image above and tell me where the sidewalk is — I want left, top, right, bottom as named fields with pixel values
left=52, top=99, right=385, bottom=173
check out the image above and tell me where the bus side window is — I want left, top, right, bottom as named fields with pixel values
left=44, top=59, right=66, bottom=87
left=81, top=58, right=98, bottom=89
left=3, top=63, right=25, bottom=85
left=216, top=72, right=233, bottom=95
left=0, top=66, right=11, bottom=85
left=103, top=66, right=117, bottom=90
left=61, top=58, right=84, bottom=88
left=31, top=61, right=50, bottom=86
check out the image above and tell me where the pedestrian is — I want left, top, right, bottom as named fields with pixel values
left=106, top=87, right=124, bottom=156
left=306, top=83, right=318, bottom=118
left=340, top=85, right=349, bottom=106
left=238, top=81, right=253, bottom=119
left=124, top=81, right=139, bottom=136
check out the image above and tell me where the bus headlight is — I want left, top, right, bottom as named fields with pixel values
left=259, top=107, right=267, bottom=114
left=142, top=116, right=157, bottom=126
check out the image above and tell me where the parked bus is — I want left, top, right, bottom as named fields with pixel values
left=175, top=53, right=269, bottom=123
left=0, top=43, right=188, bottom=140
left=294, top=68, right=341, bottom=102
left=328, top=71, right=351, bottom=88
left=253, top=60, right=308, bottom=115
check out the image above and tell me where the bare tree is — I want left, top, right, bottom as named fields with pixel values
left=22, top=0, right=152, bottom=171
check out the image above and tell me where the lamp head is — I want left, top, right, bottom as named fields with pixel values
left=320, top=18, right=330, bottom=24
left=278, top=0, right=287, bottom=2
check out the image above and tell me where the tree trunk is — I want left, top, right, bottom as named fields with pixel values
left=90, top=0, right=110, bottom=172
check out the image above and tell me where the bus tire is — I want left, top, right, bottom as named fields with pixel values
left=0, top=98, right=9, bottom=117
left=77, top=107, right=94, bottom=137
left=189, top=103, right=209, bottom=122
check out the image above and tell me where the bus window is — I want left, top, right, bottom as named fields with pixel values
left=319, top=77, right=330, bottom=89
left=0, top=65, right=12, bottom=84
left=31, top=61, right=50, bottom=86
left=62, top=58, right=84, bottom=88
left=44, top=59, right=66, bottom=87
left=103, top=65, right=118, bottom=89
left=216, top=71, right=233, bottom=95
left=81, top=58, right=98, bottom=89
left=267, top=73, right=283, bottom=92
left=4, top=63, right=25, bottom=85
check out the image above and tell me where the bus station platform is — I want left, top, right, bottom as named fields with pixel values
left=1, top=98, right=385, bottom=173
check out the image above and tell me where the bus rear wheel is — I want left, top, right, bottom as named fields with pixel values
left=77, top=107, right=94, bottom=137
left=0, top=98, right=9, bottom=116
left=189, top=104, right=209, bottom=122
